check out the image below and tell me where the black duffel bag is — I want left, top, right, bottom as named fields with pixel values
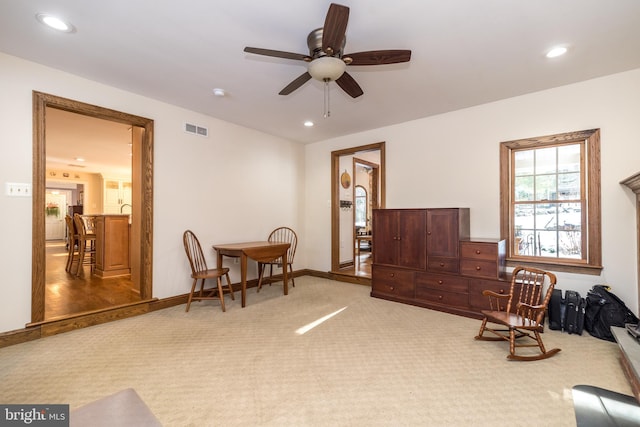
left=584, top=285, right=639, bottom=342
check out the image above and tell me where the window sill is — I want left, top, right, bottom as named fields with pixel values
left=506, top=258, right=603, bottom=276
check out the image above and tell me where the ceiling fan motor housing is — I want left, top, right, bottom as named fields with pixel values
left=307, top=28, right=345, bottom=59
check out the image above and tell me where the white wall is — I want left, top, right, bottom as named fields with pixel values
left=305, top=68, right=640, bottom=314
left=2, top=49, right=639, bottom=334
left=0, top=52, right=305, bottom=332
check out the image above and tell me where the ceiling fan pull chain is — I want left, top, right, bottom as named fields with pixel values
left=323, top=79, right=331, bottom=118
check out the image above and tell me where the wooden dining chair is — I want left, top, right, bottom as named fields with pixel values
left=475, top=266, right=561, bottom=361
left=64, top=214, right=79, bottom=273
left=73, top=213, right=97, bottom=277
left=183, top=230, right=234, bottom=312
left=256, top=227, right=297, bottom=292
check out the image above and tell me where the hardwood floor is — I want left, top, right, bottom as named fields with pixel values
left=45, top=240, right=141, bottom=320
left=338, top=251, right=372, bottom=278
left=46, top=240, right=367, bottom=320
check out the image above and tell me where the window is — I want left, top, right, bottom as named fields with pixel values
left=355, top=185, right=367, bottom=228
left=500, top=129, right=602, bottom=274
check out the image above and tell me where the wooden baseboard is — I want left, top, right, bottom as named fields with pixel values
left=0, top=326, right=41, bottom=348
left=1, top=269, right=360, bottom=348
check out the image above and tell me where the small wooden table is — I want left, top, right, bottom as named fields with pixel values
left=355, top=235, right=372, bottom=254
left=212, top=241, right=290, bottom=307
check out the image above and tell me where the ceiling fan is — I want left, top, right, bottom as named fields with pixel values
left=243, top=3, right=411, bottom=99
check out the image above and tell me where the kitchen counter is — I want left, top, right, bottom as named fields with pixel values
left=93, top=214, right=130, bottom=277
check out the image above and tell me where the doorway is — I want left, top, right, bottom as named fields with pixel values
left=353, top=157, right=379, bottom=276
left=32, top=92, right=154, bottom=324
left=45, top=191, right=69, bottom=240
left=331, top=142, right=385, bottom=278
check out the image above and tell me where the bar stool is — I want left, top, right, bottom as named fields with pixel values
left=73, top=213, right=96, bottom=277
left=64, top=215, right=79, bottom=273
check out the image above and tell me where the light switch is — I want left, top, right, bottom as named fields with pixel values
left=5, top=182, right=31, bottom=197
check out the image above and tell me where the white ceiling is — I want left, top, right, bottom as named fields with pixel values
left=3, top=0, right=640, bottom=151
left=45, top=108, right=133, bottom=178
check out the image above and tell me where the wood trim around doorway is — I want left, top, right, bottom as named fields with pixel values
left=31, top=91, right=154, bottom=324
left=331, top=142, right=385, bottom=273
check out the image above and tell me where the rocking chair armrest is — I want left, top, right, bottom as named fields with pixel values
left=481, top=290, right=511, bottom=300
left=516, top=302, right=545, bottom=311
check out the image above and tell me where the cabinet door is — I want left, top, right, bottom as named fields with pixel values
left=103, top=180, right=121, bottom=213
left=372, top=210, right=398, bottom=265
left=103, top=180, right=132, bottom=214
left=397, top=210, right=426, bottom=269
left=121, top=181, right=132, bottom=205
left=427, top=209, right=461, bottom=258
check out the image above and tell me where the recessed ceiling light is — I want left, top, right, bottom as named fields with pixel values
left=304, top=121, right=314, bottom=127
left=213, top=88, right=226, bottom=97
left=546, top=46, right=567, bottom=58
left=36, top=13, right=75, bottom=33
left=75, top=157, right=85, bottom=162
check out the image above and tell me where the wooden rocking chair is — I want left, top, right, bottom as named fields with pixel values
left=475, top=266, right=561, bottom=361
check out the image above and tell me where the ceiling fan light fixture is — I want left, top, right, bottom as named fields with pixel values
left=308, top=56, right=346, bottom=82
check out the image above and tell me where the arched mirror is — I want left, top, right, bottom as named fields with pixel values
left=355, top=185, right=368, bottom=230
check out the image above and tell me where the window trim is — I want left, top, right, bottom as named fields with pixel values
left=354, top=185, right=368, bottom=228
left=499, top=129, right=602, bottom=275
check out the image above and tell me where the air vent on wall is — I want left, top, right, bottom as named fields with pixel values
left=184, top=122, right=208, bottom=137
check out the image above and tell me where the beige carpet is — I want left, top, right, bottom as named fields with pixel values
left=0, top=276, right=632, bottom=426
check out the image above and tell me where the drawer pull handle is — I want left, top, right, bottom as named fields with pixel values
left=438, top=280, right=443, bottom=285
left=475, top=250, right=481, bottom=254
left=390, top=273, right=395, bottom=278
left=438, top=295, right=443, bottom=300
left=439, top=263, right=445, bottom=267
left=390, top=286, right=395, bottom=291
left=475, top=266, right=481, bottom=271
left=499, top=289, right=505, bottom=294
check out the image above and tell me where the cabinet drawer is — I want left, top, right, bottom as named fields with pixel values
left=415, top=272, right=468, bottom=294
left=415, top=287, right=468, bottom=308
left=372, top=266, right=415, bottom=298
left=460, top=259, right=498, bottom=278
left=460, top=242, right=498, bottom=260
left=427, top=257, right=459, bottom=273
left=468, top=279, right=513, bottom=310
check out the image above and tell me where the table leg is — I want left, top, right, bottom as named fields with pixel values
left=216, top=251, right=223, bottom=270
left=282, top=250, right=288, bottom=296
left=241, top=253, right=247, bottom=307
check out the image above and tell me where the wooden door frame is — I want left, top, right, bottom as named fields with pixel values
left=352, top=157, right=379, bottom=261
left=31, top=91, right=154, bottom=323
left=331, top=142, right=385, bottom=273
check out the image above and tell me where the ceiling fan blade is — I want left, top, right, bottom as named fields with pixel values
left=344, top=50, right=412, bottom=65
left=336, top=72, right=363, bottom=98
left=244, top=47, right=311, bottom=62
left=279, top=72, right=312, bottom=95
left=322, top=3, right=349, bottom=56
